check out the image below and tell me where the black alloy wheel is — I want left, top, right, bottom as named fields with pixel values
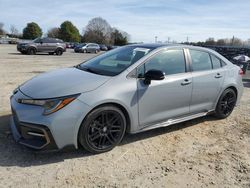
left=79, top=105, right=126, bottom=154
left=28, top=48, right=36, bottom=55
left=56, top=49, right=63, bottom=55
left=215, top=88, right=237, bottom=119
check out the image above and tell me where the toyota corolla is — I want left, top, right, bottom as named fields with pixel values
left=10, top=44, right=243, bottom=153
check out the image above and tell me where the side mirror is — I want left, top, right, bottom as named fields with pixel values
left=144, top=69, right=165, bottom=85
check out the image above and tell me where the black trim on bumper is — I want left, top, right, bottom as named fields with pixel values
left=18, top=123, right=58, bottom=150
left=12, top=111, right=58, bottom=150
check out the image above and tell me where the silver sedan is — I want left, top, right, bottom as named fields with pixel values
left=10, top=44, right=243, bottom=153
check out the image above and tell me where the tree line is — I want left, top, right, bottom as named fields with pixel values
left=0, top=17, right=129, bottom=46
left=184, top=37, right=250, bottom=47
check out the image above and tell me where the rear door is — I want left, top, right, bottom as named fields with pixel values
left=137, top=48, right=193, bottom=127
left=86, top=44, right=94, bottom=53
left=188, top=49, right=226, bottom=113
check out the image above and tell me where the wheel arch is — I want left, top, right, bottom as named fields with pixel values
left=214, top=84, right=238, bottom=110
left=226, top=86, right=238, bottom=98
left=55, top=47, right=64, bottom=52
left=27, top=46, right=37, bottom=52
left=76, top=102, right=132, bottom=148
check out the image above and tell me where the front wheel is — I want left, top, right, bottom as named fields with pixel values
left=78, top=105, right=126, bottom=154
left=55, top=48, right=63, bottom=55
left=27, top=48, right=36, bottom=55
left=214, top=88, right=237, bottom=119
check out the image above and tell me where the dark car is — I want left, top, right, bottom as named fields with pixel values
left=99, top=44, right=108, bottom=51
left=17, top=37, right=66, bottom=55
left=74, top=43, right=86, bottom=53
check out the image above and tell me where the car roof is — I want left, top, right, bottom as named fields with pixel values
left=128, top=43, right=218, bottom=52
left=128, top=43, right=182, bottom=49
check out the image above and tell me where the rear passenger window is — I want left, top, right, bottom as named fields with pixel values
left=143, top=49, right=186, bottom=76
left=210, top=55, right=221, bottom=69
left=189, top=50, right=212, bottom=71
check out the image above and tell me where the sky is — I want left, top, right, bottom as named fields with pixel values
left=0, top=0, right=250, bottom=43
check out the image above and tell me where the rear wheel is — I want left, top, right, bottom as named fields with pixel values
left=214, top=88, right=237, bottom=119
left=79, top=105, right=126, bottom=154
left=27, top=48, right=36, bottom=55
left=55, top=48, right=63, bottom=55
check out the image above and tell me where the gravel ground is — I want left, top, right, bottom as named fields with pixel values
left=0, top=45, right=249, bottom=188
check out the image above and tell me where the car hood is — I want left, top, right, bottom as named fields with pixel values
left=19, top=67, right=111, bottom=99
left=18, top=42, right=31, bottom=45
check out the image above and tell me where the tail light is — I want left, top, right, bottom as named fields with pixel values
left=239, top=69, right=244, bottom=76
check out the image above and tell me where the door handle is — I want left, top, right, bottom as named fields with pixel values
left=215, top=73, right=222, bottom=78
left=181, top=79, right=192, bottom=86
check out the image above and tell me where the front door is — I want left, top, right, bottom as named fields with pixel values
left=137, top=49, right=192, bottom=127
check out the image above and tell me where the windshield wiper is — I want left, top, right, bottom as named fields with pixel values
left=75, top=65, right=100, bottom=75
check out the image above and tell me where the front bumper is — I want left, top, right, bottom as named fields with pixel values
left=10, top=89, right=91, bottom=150
left=10, top=114, right=58, bottom=150
left=17, top=45, right=28, bottom=53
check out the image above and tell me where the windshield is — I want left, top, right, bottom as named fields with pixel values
left=77, top=46, right=153, bottom=76
left=77, top=43, right=86, bottom=47
left=33, top=38, right=41, bottom=43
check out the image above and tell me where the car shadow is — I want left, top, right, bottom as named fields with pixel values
left=0, top=113, right=217, bottom=167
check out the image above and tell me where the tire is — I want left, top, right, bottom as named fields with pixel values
left=27, top=48, right=36, bottom=55
left=83, top=49, right=87, bottom=53
left=95, top=49, right=98, bottom=54
left=214, top=88, right=237, bottom=119
left=78, top=105, right=126, bottom=154
left=55, top=48, right=63, bottom=56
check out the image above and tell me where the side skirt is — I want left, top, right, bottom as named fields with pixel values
left=134, top=111, right=213, bottom=133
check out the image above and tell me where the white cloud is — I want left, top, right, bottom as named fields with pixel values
left=0, top=0, right=249, bottom=42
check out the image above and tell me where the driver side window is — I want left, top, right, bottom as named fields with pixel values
left=137, top=49, right=186, bottom=77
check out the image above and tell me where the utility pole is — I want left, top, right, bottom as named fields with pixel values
left=155, top=36, right=158, bottom=43
left=232, top=36, right=235, bottom=46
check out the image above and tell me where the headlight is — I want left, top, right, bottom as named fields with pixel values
left=18, top=94, right=80, bottom=115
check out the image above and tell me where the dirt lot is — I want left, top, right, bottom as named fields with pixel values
left=0, top=44, right=249, bottom=188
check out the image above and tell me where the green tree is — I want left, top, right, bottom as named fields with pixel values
left=111, top=29, right=128, bottom=45
left=59, top=21, right=80, bottom=42
left=22, top=22, right=42, bottom=39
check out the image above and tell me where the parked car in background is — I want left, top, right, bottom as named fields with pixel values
left=74, top=43, right=100, bottom=53
left=17, top=37, right=66, bottom=55
left=74, top=43, right=86, bottom=53
left=99, top=44, right=108, bottom=51
left=10, top=44, right=243, bottom=154
left=232, top=55, right=250, bottom=73
left=107, top=45, right=120, bottom=50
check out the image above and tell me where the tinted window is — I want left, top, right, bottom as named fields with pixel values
left=42, top=38, right=51, bottom=43
left=210, top=54, right=221, bottom=69
left=143, top=49, right=186, bottom=76
left=33, top=38, right=41, bottom=43
left=189, top=50, right=212, bottom=71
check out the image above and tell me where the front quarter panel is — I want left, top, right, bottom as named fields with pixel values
left=77, top=73, right=138, bottom=133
